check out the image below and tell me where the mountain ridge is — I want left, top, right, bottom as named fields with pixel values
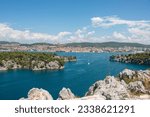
left=64, top=42, right=150, bottom=48
left=0, top=41, right=150, bottom=48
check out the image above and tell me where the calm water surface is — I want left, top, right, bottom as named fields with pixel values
left=0, top=52, right=149, bottom=100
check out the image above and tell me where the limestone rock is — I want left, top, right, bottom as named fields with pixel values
left=32, top=66, right=40, bottom=71
left=127, top=81, right=146, bottom=94
left=20, top=88, right=53, bottom=100
left=32, top=61, right=46, bottom=70
left=86, top=76, right=130, bottom=100
left=119, top=69, right=150, bottom=80
left=2, top=60, right=19, bottom=69
left=46, top=60, right=60, bottom=70
left=120, top=80, right=128, bottom=88
left=119, top=69, right=135, bottom=79
left=0, top=66, right=7, bottom=71
left=20, top=68, right=150, bottom=100
left=37, top=61, right=46, bottom=69
left=80, top=95, right=106, bottom=100
left=32, top=60, right=63, bottom=70
left=119, top=69, right=150, bottom=89
left=58, top=87, right=75, bottom=100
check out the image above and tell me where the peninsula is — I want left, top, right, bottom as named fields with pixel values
left=0, top=52, right=76, bottom=71
left=110, top=52, right=150, bottom=66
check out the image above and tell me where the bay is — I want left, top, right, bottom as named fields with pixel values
left=0, top=52, right=149, bottom=100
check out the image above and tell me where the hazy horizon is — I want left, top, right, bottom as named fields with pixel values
left=1, top=40, right=150, bottom=46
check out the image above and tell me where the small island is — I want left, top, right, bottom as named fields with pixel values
left=0, top=52, right=76, bottom=71
left=110, top=52, right=150, bottom=65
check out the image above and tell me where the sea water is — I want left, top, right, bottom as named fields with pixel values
left=0, top=52, right=149, bottom=100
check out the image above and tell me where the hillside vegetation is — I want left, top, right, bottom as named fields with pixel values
left=65, top=42, right=150, bottom=48
left=0, top=52, right=76, bottom=70
left=110, top=52, right=150, bottom=65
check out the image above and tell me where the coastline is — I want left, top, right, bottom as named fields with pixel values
left=0, top=52, right=76, bottom=71
left=21, top=68, right=150, bottom=100
left=110, top=52, right=150, bottom=66
left=0, top=52, right=149, bottom=100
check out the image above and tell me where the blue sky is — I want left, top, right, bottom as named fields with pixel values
left=0, top=0, right=150, bottom=44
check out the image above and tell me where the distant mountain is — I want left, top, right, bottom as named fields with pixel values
left=0, top=41, right=20, bottom=45
left=20, top=43, right=54, bottom=46
left=0, top=41, right=54, bottom=46
left=64, top=42, right=150, bottom=48
left=0, top=41, right=150, bottom=48
left=30, top=43, right=54, bottom=46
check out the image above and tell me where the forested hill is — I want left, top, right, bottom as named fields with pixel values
left=0, top=41, right=20, bottom=45
left=64, top=42, right=150, bottom=48
left=0, top=41, right=150, bottom=48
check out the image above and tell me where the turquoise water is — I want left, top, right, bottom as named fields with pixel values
left=0, top=52, right=149, bottom=100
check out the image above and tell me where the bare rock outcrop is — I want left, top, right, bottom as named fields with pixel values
left=0, top=66, right=7, bottom=71
left=86, top=76, right=130, bottom=100
left=119, top=69, right=136, bottom=79
left=58, top=87, right=76, bottom=100
left=119, top=69, right=150, bottom=89
left=46, top=61, right=60, bottom=70
left=32, top=60, right=63, bottom=71
left=80, top=95, right=106, bottom=100
left=1, top=60, right=21, bottom=70
left=127, top=81, right=146, bottom=94
left=20, top=88, right=53, bottom=100
left=20, top=69, right=150, bottom=100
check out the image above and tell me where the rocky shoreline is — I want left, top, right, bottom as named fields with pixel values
left=0, top=60, right=64, bottom=71
left=20, top=68, right=150, bottom=100
left=0, top=52, right=76, bottom=71
left=110, top=52, right=150, bottom=65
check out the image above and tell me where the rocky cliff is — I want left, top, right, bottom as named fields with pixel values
left=20, top=69, right=150, bottom=100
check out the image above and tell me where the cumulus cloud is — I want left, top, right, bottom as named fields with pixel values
left=0, top=23, right=71, bottom=43
left=91, top=17, right=103, bottom=27
left=128, top=28, right=150, bottom=38
left=113, top=32, right=126, bottom=40
left=0, top=16, right=150, bottom=44
left=91, top=16, right=150, bottom=44
left=87, top=31, right=95, bottom=36
left=67, top=27, right=97, bottom=43
left=91, top=16, right=150, bottom=28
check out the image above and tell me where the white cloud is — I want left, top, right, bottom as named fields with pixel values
left=91, top=16, right=150, bottom=28
left=128, top=28, right=150, bottom=38
left=91, top=17, right=103, bottom=27
left=0, top=16, right=150, bottom=44
left=91, top=16, right=150, bottom=44
left=87, top=31, right=95, bottom=36
left=0, top=23, right=71, bottom=43
left=127, top=28, right=150, bottom=44
left=113, top=32, right=126, bottom=40
left=67, top=27, right=97, bottom=43
left=57, top=32, right=72, bottom=38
